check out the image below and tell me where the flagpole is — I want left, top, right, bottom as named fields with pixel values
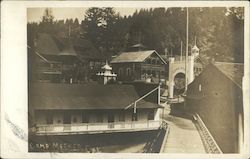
left=185, top=7, right=189, bottom=93
left=180, top=41, right=183, bottom=61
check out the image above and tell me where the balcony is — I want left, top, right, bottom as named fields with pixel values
left=33, top=120, right=162, bottom=135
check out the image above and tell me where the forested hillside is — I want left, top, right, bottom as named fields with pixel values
left=27, top=7, right=244, bottom=63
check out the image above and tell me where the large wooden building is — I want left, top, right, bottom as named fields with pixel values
left=111, top=50, right=167, bottom=83
left=185, top=62, right=244, bottom=153
left=28, top=33, right=105, bottom=83
left=29, top=82, right=163, bottom=136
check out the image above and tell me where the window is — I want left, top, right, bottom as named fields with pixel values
left=96, top=113, right=103, bottom=123
left=63, top=113, right=71, bottom=124
left=148, top=110, right=155, bottom=120
left=126, top=68, right=131, bottom=76
left=46, top=113, right=53, bottom=124
left=147, top=70, right=151, bottom=75
left=82, top=112, right=89, bottom=123
left=142, top=69, right=146, bottom=75
left=146, top=59, right=151, bottom=64
left=199, top=84, right=202, bottom=92
left=119, top=68, right=123, bottom=76
left=73, top=117, right=77, bottom=123
left=161, top=71, right=166, bottom=77
left=119, top=112, right=125, bottom=122
left=152, top=70, right=156, bottom=77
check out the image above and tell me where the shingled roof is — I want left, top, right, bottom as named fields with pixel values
left=29, top=83, right=162, bottom=110
left=111, top=50, right=166, bottom=64
left=35, top=33, right=104, bottom=60
left=214, top=62, right=244, bottom=88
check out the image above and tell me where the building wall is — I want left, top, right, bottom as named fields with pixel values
left=186, top=64, right=243, bottom=153
left=35, top=108, right=161, bottom=125
left=111, top=54, right=166, bottom=82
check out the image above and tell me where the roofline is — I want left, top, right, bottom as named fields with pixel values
left=111, top=61, right=145, bottom=64
left=211, top=63, right=243, bottom=89
left=28, top=45, right=49, bottom=63
left=111, top=50, right=167, bottom=64
left=151, top=50, right=167, bottom=64
left=215, top=61, right=244, bottom=65
left=34, top=107, right=162, bottom=110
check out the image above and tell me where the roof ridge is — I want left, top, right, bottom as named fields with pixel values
left=212, top=63, right=243, bottom=88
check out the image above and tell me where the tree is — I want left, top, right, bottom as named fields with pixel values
left=39, top=8, right=55, bottom=34
left=82, top=7, right=119, bottom=56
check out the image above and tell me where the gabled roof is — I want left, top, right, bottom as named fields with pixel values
left=214, top=62, right=244, bottom=88
left=35, top=33, right=104, bottom=60
left=29, top=83, right=162, bottom=110
left=111, top=50, right=167, bottom=64
left=36, top=34, right=60, bottom=56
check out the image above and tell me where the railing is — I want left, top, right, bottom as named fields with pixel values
left=35, top=120, right=161, bottom=135
left=194, top=113, right=222, bottom=154
left=38, top=66, right=62, bottom=74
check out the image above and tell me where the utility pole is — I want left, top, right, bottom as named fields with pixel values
left=68, top=24, right=71, bottom=37
left=185, top=7, right=189, bottom=93
left=180, top=41, right=183, bottom=61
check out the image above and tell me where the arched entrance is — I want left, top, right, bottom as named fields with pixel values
left=173, top=73, right=185, bottom=95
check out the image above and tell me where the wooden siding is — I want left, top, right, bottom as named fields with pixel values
left=186, top=64, right=243, bottom=153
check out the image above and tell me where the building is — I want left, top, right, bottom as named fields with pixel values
left=185, top=62, right=244, bottom=153
left=193, top=54, right=209, bottom=77
left=29, top=33, right=105, bottom=83
left=29, top=82, right=164, bottom=136
left=111, top=50, right=167, bottom=83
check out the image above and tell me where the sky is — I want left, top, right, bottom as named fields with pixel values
left=27, top=8, right=141, bottom=23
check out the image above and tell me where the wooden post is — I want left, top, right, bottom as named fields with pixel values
left=158, top=84, right=161, bottom=105
left=134, top=102, right=137, bottom=114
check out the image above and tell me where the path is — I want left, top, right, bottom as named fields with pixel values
left=161, top=103, right=206, bottom=153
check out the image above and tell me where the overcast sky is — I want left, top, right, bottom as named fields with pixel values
left=27, top=8, right=141, bottom=23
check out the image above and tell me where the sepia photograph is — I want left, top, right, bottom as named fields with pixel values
left=27, top=6, right=245, bottom=153
left=0, top=1, right=249, bottom=159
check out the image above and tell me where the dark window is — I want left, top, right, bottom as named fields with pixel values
left=161, top=71, right=165, bottom=76
left=126, top=68, right=131, bottom=76
left=119, top=112, right=125, bottom=122
left=142, top=69, right=146, bottom=75
left=108, top=113, right=115, bottom=123
left=46, top=112, right=53, bottom=124
left=63, top=113, right=71, bottom=124
left=152, top=70, right=156, bottom=77
left=73, top=117, right=77, bottom=123
left=119, top=68, right=123, bottom=76
left=96, top=113, right=103, bottom=123
left=147, top=70, right=151, bottom=75
left=82, top=112, right=89, bottom=123
left=146, top=59, right=151, bottom=64
left=148, top=110, right=155, bottom=120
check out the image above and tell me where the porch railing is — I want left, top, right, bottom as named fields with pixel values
left=34, top=120, right=161, bottom=135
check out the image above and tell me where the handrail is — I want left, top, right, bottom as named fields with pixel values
left=195, top=113, right=222, bottom=153
left=125, top=85, right=160, bottom=110
left=36, top=120, right=160, bottom=127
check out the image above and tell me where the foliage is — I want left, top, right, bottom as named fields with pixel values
left=27, top=7, right=244, bottom=63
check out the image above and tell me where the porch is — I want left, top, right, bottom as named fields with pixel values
left=33, top=120, right=162, bottom=135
